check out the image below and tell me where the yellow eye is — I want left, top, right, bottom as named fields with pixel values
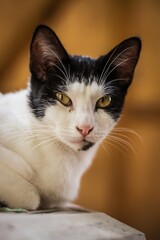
left=96, top=96, right=111, bottom=108
left=56, top=92, right=72, bottom=107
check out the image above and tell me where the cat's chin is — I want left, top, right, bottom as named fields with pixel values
left=79, top=141, right=95, bottom=151
left=68, top=140, right=95, bottom=152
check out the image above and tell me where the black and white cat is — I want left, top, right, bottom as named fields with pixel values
left=0, top=25, right=141, bottom=210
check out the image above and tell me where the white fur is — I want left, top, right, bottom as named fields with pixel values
left=0, top=81, right=115, bottom=210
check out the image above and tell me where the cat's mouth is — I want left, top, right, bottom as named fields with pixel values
left=80, top=140, right=95, bottom=151
left=70, top=139, right=95, bottom=151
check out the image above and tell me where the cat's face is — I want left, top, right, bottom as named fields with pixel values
left=42, top=81, right=115, bottom=151
left=29, top=25, right=141, bottom=151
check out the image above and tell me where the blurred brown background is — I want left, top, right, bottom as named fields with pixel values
left=0, top=0, right=160, bottom=239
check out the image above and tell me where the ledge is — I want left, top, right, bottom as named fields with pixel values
left=0, top=205, right=146, bottom=240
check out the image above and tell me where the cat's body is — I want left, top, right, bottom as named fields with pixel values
left=0, top=89, right=98, bottom=209
left=0, top=26, right=141, bottom=210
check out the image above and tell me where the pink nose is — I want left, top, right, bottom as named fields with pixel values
left=76, top=125, right=94, bottom=137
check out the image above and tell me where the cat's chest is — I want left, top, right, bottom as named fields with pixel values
left=32, top=145, right=93, bottom=202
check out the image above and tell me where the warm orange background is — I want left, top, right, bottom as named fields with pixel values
left=0, top=1, right=160, bottom=240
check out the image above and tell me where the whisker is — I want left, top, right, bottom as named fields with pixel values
left=99, top=45, right=119, bottom=84
left=106, top=136, right=130, bottom=153
left=104, top=138, right=128, bottom=156
left=105, top=78, right=128, bottom=88
left=100, top=142, right=111, bottom=161
left=50, top=49, right=69, bottom=81
left=106, top=134, right=138, bottom=156
left=110, top=132, right=137, bottom=148
left=105, top=57, right=136, bottom=81
left=101, top=46, right=134, bottom=82
left=31, top=136, right=54, bottom=151
left=112, top=127, right=143, bottom=142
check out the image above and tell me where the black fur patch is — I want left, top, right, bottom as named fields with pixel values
left=79, top=141, right=95, bottom=151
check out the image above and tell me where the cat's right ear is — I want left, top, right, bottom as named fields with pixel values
left=30, top=25, right=68, bottom=81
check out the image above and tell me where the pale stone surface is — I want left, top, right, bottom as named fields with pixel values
left=0, top=208, right=146, bottom=240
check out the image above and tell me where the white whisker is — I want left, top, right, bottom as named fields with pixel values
left=50, top=49, right=69, bottom=81
left=99, top=45, right=119, bottom=84
left=100, top=142, right=111, bottom=161
left=105, top=57, right=136, bottom=81
left=104, top=138, right=128, bottom=156
left=101, top=46, right=134, bottom=82
left=31, top=136, right=54, bottom=151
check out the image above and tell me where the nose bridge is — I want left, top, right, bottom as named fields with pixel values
left=76, top=105, right=93, bottom=126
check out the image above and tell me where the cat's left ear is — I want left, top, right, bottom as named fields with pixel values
left=30, top=25, right=68, bottom=80
left=98, top=37, right=141, bottom=89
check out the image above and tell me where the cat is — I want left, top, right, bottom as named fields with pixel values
left=0, top=25, right=141, bottom=210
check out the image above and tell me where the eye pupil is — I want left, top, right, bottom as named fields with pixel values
left=101, top=97, right=105, bottom=103
left=56, top=92, right=72, bottom=107
left=60, top=94, right=63, bottom=101
left=97, top=96, right=111, bottom=108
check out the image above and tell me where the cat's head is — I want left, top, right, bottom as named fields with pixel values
left=29, top=25, right=141, bottom=151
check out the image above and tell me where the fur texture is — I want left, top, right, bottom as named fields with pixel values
left=0, top=26, right=141, bottom=210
